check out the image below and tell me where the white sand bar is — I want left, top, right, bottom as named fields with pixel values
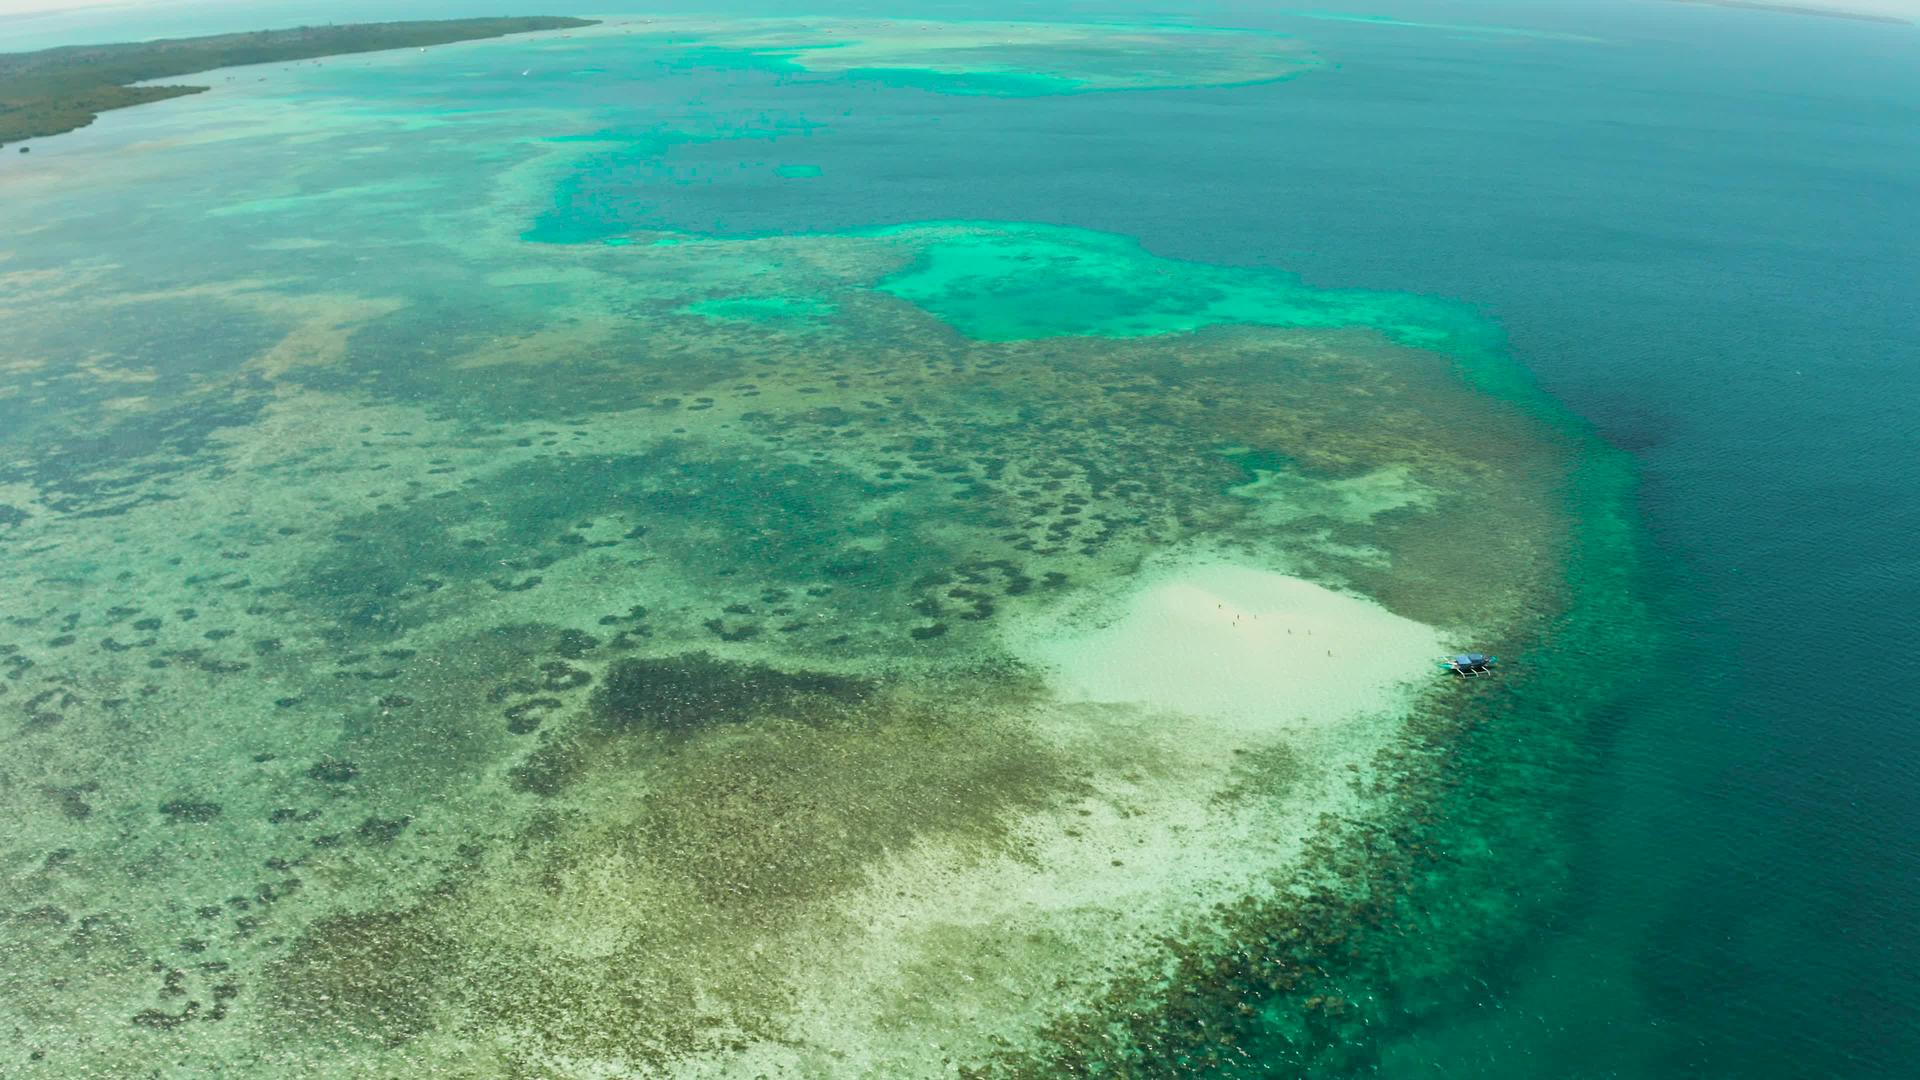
left=1024, top=558, right=1447, bottom=732
left=679, top=557, right=1446, bottom=1076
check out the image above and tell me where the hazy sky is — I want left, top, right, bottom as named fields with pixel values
left=2, top=0, right=115, bottom=12
left=1, top=0, right=144, bottom=16
left=5, top=0, right=1919, bottom=12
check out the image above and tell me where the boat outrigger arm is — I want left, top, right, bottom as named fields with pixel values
left=1438, top=652, right=1497, bottom=677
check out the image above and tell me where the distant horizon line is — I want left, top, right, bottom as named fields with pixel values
left=1664, top=0, right=1914, bottom=26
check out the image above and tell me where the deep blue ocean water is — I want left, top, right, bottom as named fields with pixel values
left=526, top=8, right=1920, bottom=1064
left=645, top=7, right=1920, bottom=1072
left=5, top=1, right=1915, bottom=1074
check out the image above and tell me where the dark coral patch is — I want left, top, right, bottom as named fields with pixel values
left=591, top=652, right=872, bottom=735
left=160, top=800, right=222, bottom=823
left=42, top=783, right=97, bottom=820
left=355, top=816, right=412, bottom=844
left=702, top=618, right=762, bottom=642
left=554, top=629, right=600, bottom=659
left=504, top=697, right=564, bottom=734
left=538, top=662, right=591, bottom=691
left=306, top=759, right=359, bottom=784
left=487, top=678, right=539, bottom=703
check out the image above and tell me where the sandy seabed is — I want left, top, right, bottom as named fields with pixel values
left=655, top=555, right=1446, bottom=1076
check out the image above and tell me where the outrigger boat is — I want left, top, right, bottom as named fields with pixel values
left=1438, top=652, right=1497, bottom=678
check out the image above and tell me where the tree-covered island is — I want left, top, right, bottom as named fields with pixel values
left=0, top=16, right=597, bottom=149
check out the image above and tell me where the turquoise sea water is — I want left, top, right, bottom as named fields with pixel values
left=1, top=2, right=1915, bottom=1076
